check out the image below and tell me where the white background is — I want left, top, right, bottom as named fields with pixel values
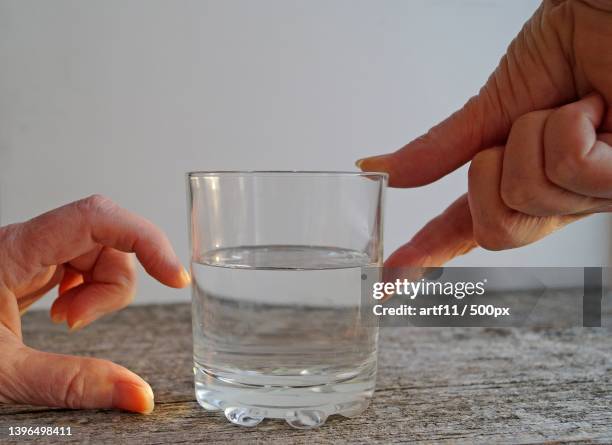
left=1, top=0, right=609, bottom=309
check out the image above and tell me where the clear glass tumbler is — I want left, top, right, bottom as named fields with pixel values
left=186, top=171, right=387, bottom=428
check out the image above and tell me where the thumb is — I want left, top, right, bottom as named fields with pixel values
left=2, top=343, right=154, bottom=413
left=357, top=6, right=575, bottom=187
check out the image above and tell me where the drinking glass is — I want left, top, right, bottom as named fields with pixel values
left=186, top=171, right=387, bottom=428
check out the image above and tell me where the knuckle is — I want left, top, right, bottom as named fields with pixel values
left=500, top=185, right=558, bottom=216
left=512, top=112, right=535, bottom=130
left=467, top=153, right=485, bottom=182
left=0, top=223, right=23, bottom=271
left=0, top=343, right=21, bottom=404
left=472, top=229, right=498, bottom=250
left=545, top=151, right=582, bottom=187
left=471, top=147, right=498, bottom=166
left=62, top=366, right=86, bottom=409
left=76, top=194, right=116, bottom=218
left=473, top=225, right=515, bottom=251
left=472, top=212, right=519, bottom=251
left=124, top=253, right=137, bottom=277
left=467, top=159, right=479, bottom=182
left=545, top=106, right=590, bottom=187
left=511, top=110, right=548, bottom=131
left=468, top=148, right=497, bottom=183
left=552, top=104, right=582, bottom=127
left=116, top=261, right=137, bottom=296
left=500, top=182, right=531, bottom=212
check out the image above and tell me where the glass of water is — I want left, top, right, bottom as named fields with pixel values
left=186, top=171, right=387, bottom=428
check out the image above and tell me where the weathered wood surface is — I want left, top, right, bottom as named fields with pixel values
left=0, top=301, right=611, bottom=444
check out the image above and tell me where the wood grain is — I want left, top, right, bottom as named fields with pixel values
left=0, top=301, right=611, bottom=444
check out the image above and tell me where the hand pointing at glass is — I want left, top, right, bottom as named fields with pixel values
left=358, top=0, right=612, bottom=267
left=0, top=195, right=190, bottom=413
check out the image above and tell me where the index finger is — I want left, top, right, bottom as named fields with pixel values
left=15, top=195, right=189, bottom=289
left=357, top=5, right=576, bottom=187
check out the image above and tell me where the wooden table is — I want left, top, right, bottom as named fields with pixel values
left=1, top=303, right=611, bottom=444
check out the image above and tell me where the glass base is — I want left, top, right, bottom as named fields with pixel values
left=194, top=364, right=375, bottom=429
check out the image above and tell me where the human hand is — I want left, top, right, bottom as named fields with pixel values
left=0, top=195, right=190, bottom=413
left=357, top=0, right=612, bottom=267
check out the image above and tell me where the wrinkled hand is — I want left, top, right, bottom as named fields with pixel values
left=358, top=0, right=612, bottom=267
left=0, top=195, right=190, bottom=413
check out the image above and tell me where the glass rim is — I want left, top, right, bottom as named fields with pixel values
left=186, top=170, right=388, bottom=179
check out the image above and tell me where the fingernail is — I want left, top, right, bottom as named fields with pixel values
left=113, top=381, right=155, bottom=414
left=69, top=320, right=84, bottom=332
left=51, top=311, right=65, bottom=324
left=355, top=155, right=388, bottom=171
left=180, top=267, right=191, bottom=285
